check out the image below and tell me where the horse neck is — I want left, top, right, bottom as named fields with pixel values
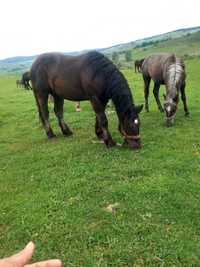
left=166, top=84, right=178, bottom=102
left=103, top=65, right=134, bottom=120
left=165, top=61, right=183, bottom=101
left=111, top=86, right=134, bottom=120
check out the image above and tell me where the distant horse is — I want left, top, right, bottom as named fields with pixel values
left=30, top=51, right=143, bottom=149
left=16, top=80, right=24, bottom=88
left=135, top=58, right=145, bottom=73
left=141, top=53, right=189, bottom=126
left=21, top=71, right=32, bottom=90
left=75, top=101, right=81, bottom=112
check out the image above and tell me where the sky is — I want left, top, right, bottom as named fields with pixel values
left=0, top=0, right=199, bottom=59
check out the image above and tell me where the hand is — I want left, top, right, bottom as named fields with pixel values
left=0, top=242, right=62, bottom=267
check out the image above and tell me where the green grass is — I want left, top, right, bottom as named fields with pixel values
left=0, top=58, right=200, bottom=266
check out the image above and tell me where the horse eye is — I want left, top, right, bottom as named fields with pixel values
left=134, top=119, right=139, bottom=124
left=173, top=95, right=178, bottom=101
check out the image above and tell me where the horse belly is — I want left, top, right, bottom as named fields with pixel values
left=53, top=78, right=89, bottom=101
left=149, top=68, right=164, bottom=83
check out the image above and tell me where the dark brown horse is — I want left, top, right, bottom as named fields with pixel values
left=141, top=53, right=189, bottom=126
left=30, top=51, right=143, bottom=149
left=134, top=58, right=145, bottom=73
left=21, top=71, right=32, bottom=90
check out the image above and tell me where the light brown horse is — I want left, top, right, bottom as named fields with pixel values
left=29, top=51, right=143, bottom=149
left=141, top=53, right=189, bottom=126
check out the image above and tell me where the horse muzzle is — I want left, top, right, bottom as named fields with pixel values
left=166, top=116, right=175, bottom=127
left=121, top=129, right=141, bottom=149
left=123, top=136, right=141, bottom=150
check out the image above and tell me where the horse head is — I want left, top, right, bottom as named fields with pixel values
left=163, top=94, right=179, bottom=127
left=119, top=104, right=143, bottom=149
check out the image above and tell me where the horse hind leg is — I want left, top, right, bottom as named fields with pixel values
left=53, top=95, right=73, bottom=136
left=153, top=82, right=164, bottom=112
left=143, top=75, right=151, bottom=112
left=34, top=91, right=56, bottom=138
left=180, top=82, right=189, bottom=116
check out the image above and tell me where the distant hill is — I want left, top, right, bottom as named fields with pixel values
left=129, top=30, right=200, bottom=61
left=101, top=26, right=200, bottom=54
left=0, top=55, right=36, bottom=65
left=0, top=26, right=199, bottom=74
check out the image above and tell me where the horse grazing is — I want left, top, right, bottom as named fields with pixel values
left=141, top=53, right=189, bottom=126
left=16, top=80, right=24, bottom=88
left=30, top=51, right=143, bottom=149
left=134, top=58, right=145, bottom=73
left=21, top=71, right=32, bottom=90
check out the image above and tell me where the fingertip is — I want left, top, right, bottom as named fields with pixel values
left=53, top=259, right=62, bottom=267
left=23, top=241, right=35, bottom=258
left=25, top=241, right=35, bottom=250
left=10, top=241, right=35, bottom=265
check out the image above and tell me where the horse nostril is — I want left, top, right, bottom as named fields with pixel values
left=131, top=140, right=141, bottom=150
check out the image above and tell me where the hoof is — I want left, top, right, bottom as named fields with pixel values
left=106, top=140, right=116, bottom=148
left=96, top=134, right=104, bottom=140
left=47, top=132, right=56, bottom=139
left=166, top=122, right=173, bottom=127
left=63, top=130, right=73, bottom=137
left=185, top=112, right=190, bottom=117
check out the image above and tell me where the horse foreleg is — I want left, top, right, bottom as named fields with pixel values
left=34, top=91, right=56, bottom=138
left=153, top=83, right=164, bottom=112
left=180, top=82, right=189, bottom=116
left=53, top=95, right=73, bottom=136
left=95, top=115, right=104, bottom=140
left=91, top=97, right=115, bottom=147
left=143, top=76, right=151, bottom=112
left=96, top=112, right=116, bottom=147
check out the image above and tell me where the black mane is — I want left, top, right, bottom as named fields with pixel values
left=85, top=51, right=134, bottom=115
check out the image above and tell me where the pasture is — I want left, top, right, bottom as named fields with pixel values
left=0, top=58, right=200, bottom=266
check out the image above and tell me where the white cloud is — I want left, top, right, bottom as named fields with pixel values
left=0, top=0, right=199, bottom=59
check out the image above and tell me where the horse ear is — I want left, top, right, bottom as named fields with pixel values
left=163, top=94, right=166, bottom=100
left=135, top=104, right=143, bottom=114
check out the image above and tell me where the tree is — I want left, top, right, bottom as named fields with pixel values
left=112, top=52, right=119, bottom=63
left=125, top=50, right=132, bottom=62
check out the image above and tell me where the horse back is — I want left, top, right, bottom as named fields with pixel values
left=31, top=52, right=105, bottom=101
left=142, top=53, right=176, bottom=83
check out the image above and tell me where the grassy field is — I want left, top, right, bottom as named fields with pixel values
left=0, top=58, right=200, bottom=266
